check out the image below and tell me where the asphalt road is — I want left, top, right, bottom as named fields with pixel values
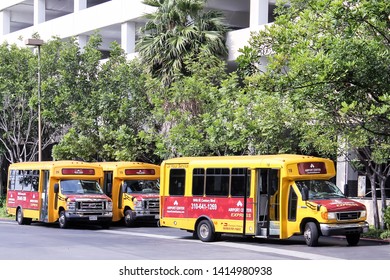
left=1, top=218, right=389, bottom=280
left=0, top=218, right=389, bottom=260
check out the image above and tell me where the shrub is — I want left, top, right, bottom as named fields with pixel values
left=362, top=227, right=384, bottom=239
left=384, top=206, right=390, bottom=230
left=380, top=230, right=390, bottom=240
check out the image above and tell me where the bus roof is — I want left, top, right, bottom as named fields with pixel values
left=162, top=154, right=333, bottom=167
left=8, top=160, right=97, bottom=169
left=93, top=161, right=160, bottom=170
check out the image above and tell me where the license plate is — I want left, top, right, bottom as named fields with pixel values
left=89, top=216, right=97, bottom=221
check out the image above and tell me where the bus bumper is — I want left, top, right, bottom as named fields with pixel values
left=134, top=212, right=159, bottom=220
left=65, top=212, right=112, bottom=223
left=320, top=221, right=369, bottom=236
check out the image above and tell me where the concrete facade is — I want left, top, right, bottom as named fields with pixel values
left=0, top=0, right=277, bottom=63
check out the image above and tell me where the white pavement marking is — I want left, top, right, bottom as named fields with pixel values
left=99, top=230, right=344, bottom=260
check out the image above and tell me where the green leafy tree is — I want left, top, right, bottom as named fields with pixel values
left=52, top=38, right=156, bottom=162
left=0, top=37, right=77, bottom=165
left=144, top=50, right=306, bottom=158
left=94, top=44, right=158, bottom=162
left=51, top=34, right=104, bottom=161
left=143, top=53, right=229, bottom=158
left=238, top=0, right=390, bottom=228
left=136, top=0, right=229, bottom=85
left=0, top=42, right=37, bottom=163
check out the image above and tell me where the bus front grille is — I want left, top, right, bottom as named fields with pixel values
left=77, top=201, right=105, bottom=211
left=142, top=198, right=159, bottom=212
left=337, top=212, right=360, bottom=220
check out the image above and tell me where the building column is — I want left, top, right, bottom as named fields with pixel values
left=77, top=35, right=88, bottom=51
left=336, top=151, right=359, bottom=196
left=0, top=10, right=10, bottom=36
left=250, top=0, right=269, bottom=28
left=121, top=21, right=136, bottom=54
left=34, top=0, right=45, bottom=25
left=74, top=0, right=87, bottom=12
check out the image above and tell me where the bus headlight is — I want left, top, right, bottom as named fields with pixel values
left=327, top=212, right=337, bottom=220
left=321, top=211, right=337, bottom=220
left=67, top=201, right=76, bottom=211
left=135, top=200, right=142, bottom=208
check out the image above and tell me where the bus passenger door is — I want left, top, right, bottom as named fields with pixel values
left=40, top=170, right=49, bottom=222
left=255, top=169, right=279, bottom=238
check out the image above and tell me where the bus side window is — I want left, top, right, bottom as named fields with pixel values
left=31, top=170, right=39, bottom=192
left=231, top=168, right=250, bottom=197
left=205, top=168, right=229, bottom=196
left=8, top=170, right=16, bottom=190
left=15, top=170, right=24, bottom=191
left=192, top=168, right=205, bottom=196
left=288, top=186, right=298, bottom=221
left=169, top=169, right=185, bottom=196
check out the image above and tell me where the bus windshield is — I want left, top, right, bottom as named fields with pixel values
left=296, top=180, right=345, bottom=200
left=60, top=179, right=104, bottom=195
left=123, top=180, right=159, bottom=194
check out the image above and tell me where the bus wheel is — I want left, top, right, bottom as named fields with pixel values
left=346, top=233, right=360, bottom=246
left=16, top=208, right=26, bottom=225
left=58, top=211, right=68, bottom=229
left=101, top=222, right=111, bottom=229
left=197, top=220, right=216, bottom=242
left=304, top=222, right=319, bottom=247
left=124, top=210, right=136, bottom=227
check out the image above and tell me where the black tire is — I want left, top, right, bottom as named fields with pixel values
left=197, top=220, right=216, bottom=242
left=24, top=218, right=32, bottom=225
left=58, top=210, right=68, bottom=229
left=16, top=208, right=25, bottom=225
left=346, top=233, right=360, bottom=246
left=304, top=222, right=319, bottom=247
left=124, top=209, right=136, bottom=227
left=101, top=222, right=111, bottom=229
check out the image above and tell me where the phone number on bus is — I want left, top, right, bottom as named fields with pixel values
left=191, top=203, right=218, bottom=210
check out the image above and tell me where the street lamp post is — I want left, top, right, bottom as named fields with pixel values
left=25, top=38, right=44, bottom=162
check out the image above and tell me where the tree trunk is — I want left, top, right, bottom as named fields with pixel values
left=379, top=163, right=389, bottom=230
left=369, top=167, right=380, bottom=229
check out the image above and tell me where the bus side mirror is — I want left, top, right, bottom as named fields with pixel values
left=54, top=183, right=59, bottom=194
left=301, top=186, right=309, bottom=201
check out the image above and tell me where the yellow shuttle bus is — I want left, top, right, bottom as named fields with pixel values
left=159, top=154, right=369, bottom=246
left=96, top=162, right=160, bottom=226
left=6, top=161, right=113, bottom=229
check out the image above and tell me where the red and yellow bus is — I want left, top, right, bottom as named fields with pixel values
left=159, top=154, right=369, bottom=246
left=96, top=162, right=160, bottom=226
left=6, top=161, right=112, bottom=229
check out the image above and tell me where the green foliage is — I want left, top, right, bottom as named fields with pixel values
left=384, top=206, right=390, bottom=230
left=0, top=42, right=38, bottom=162
left=51, top=38, right=158, bottom=162
left=236, top=0, right=390, bottom=167
left=137, top=0, right=229, bottom=85
left=362, top=226, right=386, bottom=239
left=0, top=197, right=10, bottom=218
left=379, top=230, right=390, bottom=240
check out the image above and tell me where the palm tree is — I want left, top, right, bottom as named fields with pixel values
left=136, top=0, right=229, bottom=85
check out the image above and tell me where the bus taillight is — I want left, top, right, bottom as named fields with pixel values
left=125, top=169, right=155, bottom=175
left=62, top=168, right=95, bottom=175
